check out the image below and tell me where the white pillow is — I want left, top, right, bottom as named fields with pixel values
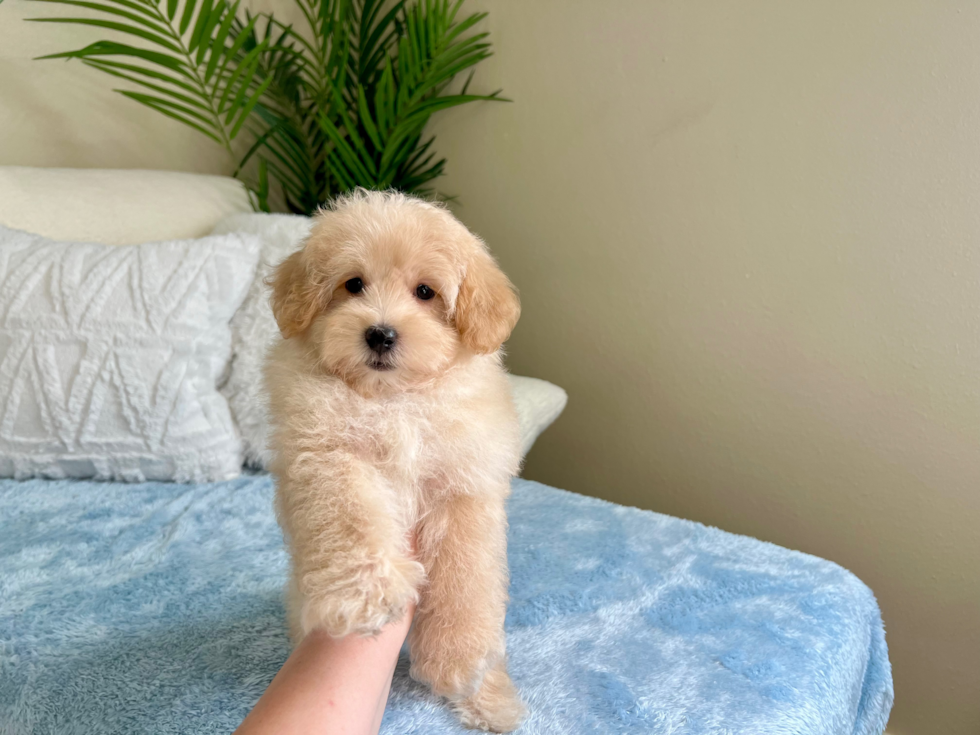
left=211, top=213, right=568, bottom=467
left=0, top=167, right=251, bottom=246
left=508, top=374, right=568, bottom=456
left=212, top=213, right=312, bottom=467
left=0, top=225, right=260, bottom=482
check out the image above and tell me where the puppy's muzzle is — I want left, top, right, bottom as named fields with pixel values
left=365, top=325, right=397, bottom=368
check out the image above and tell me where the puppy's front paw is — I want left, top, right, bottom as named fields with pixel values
left=300, top=554, right=425, bottom=637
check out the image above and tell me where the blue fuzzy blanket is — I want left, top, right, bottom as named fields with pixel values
left=0, top=476, right=892, bottom=734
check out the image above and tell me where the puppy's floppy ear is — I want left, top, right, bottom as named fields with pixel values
left=455, top=245, right=521, bottom=354
left=269, top=249, right=327, bottom=338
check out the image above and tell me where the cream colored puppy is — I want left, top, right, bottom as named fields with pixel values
left=264, top=190, right=526, bottom=732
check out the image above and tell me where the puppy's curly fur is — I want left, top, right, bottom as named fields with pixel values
left=264, top=190, right=526, bottom=732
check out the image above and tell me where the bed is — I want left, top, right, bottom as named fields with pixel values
left=0, top=167, right=892, bottom=733
left=0, top=474, right=892, bottom=735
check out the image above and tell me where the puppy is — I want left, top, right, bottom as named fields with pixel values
left=264, top=190, right=526, bottom=732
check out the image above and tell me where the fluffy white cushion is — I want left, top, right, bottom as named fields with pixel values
left=0, top=225, right=260, bottom=482
left=0, top=167, right=251, bottom=246
left=508, top=375, right=568, bottom=456
left=212, top=213, right=312, bottom=467
left=211, top=213, right=568, bottom=466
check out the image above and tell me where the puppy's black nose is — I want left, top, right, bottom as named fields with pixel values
left=365, top=325, right=397, bottom=354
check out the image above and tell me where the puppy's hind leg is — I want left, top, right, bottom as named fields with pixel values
left=408, top=491, right=526, bottom=733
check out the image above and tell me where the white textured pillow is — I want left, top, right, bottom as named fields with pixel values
left=0, top=225, right=260, bottom=482
left=211, top=213, right=568, bottom=467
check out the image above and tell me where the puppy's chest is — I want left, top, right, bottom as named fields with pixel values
left=342, top=401, right=451, bottom=486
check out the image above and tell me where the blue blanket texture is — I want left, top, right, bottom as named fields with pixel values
left=0, top=476, right=891, bottom=734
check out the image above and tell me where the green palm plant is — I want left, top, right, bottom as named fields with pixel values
left=28, top=0, right=503, bottom=213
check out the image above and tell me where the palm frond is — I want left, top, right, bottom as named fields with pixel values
left=29, top=0, right=505, bottom=211
left=29, top=0, right=273, bottom=157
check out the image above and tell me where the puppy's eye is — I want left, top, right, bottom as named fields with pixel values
left=415, top=284, right=435, bottom=301
left=345, top=277, right=364, bottom=294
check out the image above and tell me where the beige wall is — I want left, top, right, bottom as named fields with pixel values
left=432, top=3, right=980, bottom=735
left=2, top=1, right=979, bottom=733
left=0, top=0, right=232, bottom=173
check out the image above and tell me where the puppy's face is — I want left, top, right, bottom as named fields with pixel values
left=270, top=192, right=520, bottom=396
